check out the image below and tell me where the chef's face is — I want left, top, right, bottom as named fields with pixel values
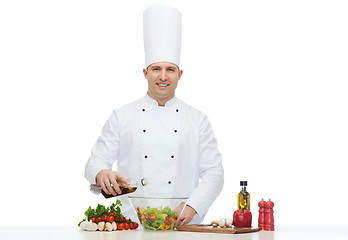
left=143, top=62, right=183, bottom=106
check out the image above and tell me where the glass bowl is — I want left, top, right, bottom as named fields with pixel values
left=129, top=196, right=188, bottom=231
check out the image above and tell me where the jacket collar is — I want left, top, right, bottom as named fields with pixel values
left=145, top=93, right=177, bottom=107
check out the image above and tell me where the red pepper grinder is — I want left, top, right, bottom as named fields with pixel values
left=264, top=199, right=275, bottom=231
left=258, top=199, right=266, bottom=230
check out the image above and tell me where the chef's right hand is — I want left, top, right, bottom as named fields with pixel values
left=95, top=169, right=130, bottom=196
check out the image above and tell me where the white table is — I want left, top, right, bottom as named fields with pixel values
left=1, top=226, right=347, bottom=240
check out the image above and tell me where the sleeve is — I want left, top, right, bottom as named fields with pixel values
left=186, top=113, right=224, bottom=218
left=84, top=110, right=121, bottom=185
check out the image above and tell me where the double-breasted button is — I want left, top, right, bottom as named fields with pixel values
left=144, top=155, right=148, bottom=158
left=174, top=130, right=177, bottom=133
left=143, top=129, right=146, bottom=132
left=171, top=155, right=174, bottom=158
left=142, top=108, right=145, bottom=112
left=176, top=109, right=179, bottom=112
left=168, top=181, right=172, bottom=184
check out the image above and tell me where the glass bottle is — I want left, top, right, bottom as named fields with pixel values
left=237, top=181, right=250, bottom=210
left=102, top=178, right=148, bottom=199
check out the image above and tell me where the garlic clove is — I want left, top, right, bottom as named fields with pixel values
left=97, top=221, right=105, bottom=231
left=112, top=221, right=117, bottom=231
left=105, top=222, right=112, bottom=232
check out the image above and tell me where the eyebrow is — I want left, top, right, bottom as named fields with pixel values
left=148, top=65, right=179, bottom=71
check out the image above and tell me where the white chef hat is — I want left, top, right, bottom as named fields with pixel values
left=143, top=5, right=182, bottom=68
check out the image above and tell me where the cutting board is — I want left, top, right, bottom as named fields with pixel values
left=176, top=224, right=260, bottom=234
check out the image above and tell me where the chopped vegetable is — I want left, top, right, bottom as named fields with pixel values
left=136, top=206, right=178, bottom=231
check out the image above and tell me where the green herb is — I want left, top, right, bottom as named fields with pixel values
left=95, top=204, right=108, bottom=216
left=82, top=200, right=124, bottom=221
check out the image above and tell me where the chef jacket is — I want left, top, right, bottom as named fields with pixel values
left=85, top=94, right=224, bottom=224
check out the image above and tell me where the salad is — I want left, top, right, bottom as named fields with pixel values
left=137, top=206, right=178, bottom=231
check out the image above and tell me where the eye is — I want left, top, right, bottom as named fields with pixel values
left=167, top=68, right=175, bottom=72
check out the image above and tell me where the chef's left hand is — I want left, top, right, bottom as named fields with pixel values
left=175, top=204, right=197, bottom=227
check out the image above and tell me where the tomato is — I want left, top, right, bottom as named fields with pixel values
left=107, top=216, right=114, bottom=223
left=129, top=223, right=134, bottom=230
left=117, top=223, right=124, bottom=231
left=149, top=214, right=156, bottom=221
left=164, top=218, right=172, bottom=226
left=134, top=222, right=139, bottom=229
left=109, top=211, right=116, bottom=216
left=124, top=222, right=130, bottom=230
left=90, top=217, right=96, bottom=222
left=101, top=214, right=108, bottom=222
left=96, top=217, right=102, bottom=223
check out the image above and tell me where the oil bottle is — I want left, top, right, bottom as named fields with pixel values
left=237, top=181, right=250, bottom=210
left=102, top=178, right=148, bottom=199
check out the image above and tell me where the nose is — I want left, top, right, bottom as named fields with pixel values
left=159, top=69, right=167, bottom=82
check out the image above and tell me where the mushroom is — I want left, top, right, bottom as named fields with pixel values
left=105, top=222, right=113, bottom=232
left=97, top=221, right=105, bottom=231
left=225, top=218, right=233, bottom=227
left=219, top=218, right=226, bottom=228
left=211, top=220, right=219, bottom=227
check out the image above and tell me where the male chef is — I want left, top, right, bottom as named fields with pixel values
left=85, top=5, right=224, bottom=226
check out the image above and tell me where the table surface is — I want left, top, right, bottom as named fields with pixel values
left=1, top=226, right=347, bottom=240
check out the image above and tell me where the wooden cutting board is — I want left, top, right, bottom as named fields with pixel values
left=176, top=224, right=260, bottom=234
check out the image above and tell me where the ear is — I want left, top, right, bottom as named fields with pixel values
left=143, top=68, right=148, bottom=79
left=178, top=69, right=183, bottom=80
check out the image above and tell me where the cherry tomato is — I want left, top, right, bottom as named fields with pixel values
left=129, top=223, right=134, bottom=230
left=117, top=223, right=124, bottom=231
left=109, top=211, right=116, bottom=216
left=95, top=217, right=101, bottom=223
left=101, top=214, right=107, bottom=222
left=124, top=223, right=130, bottom=230
left=164, top=218, right=172, bottom=226
left=134, top=222, right=139, bottom=229
left=90, top=217, right=96, bottom=222
left=107, top=216, right=114, bottom=223
left=149, top=214, right=156, bottom=221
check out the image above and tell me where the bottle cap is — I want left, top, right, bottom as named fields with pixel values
left=141, top=178, right=148, bottom=186
left=240, top=181, right=248, bottom=186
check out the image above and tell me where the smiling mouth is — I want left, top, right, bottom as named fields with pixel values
left=157, top=83, right=169, bottom=87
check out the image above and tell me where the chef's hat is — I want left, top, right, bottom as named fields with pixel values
left=143, top=5, right=182, bottom=68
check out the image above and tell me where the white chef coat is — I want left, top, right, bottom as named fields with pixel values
left=85, top=94, right=224, bottom=224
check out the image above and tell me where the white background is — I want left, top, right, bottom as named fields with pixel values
left=1, top=0, right=347, bottom=227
